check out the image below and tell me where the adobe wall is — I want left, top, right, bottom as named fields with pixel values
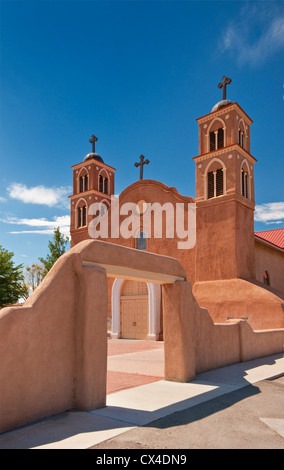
left=194, top=311, right=284, bottom=374
left=163, top=280, right=284, bottom=376
left=255, top=240, right=284, bottom=294
left=194, top=309, right=241, bottom=373
left=238, top=321, right=284, bottom=362
left=193, top=278, right=284, bottom=330
left=0, top=250, right=108, bottom=433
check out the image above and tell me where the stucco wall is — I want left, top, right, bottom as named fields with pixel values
left=194, top=313, right=284, bottom=374
left=194, top=309, right=241, bottom=373
left=0, top=251, right=108, bottom=433
left=193, top=278, right=284, bottom=330
left=255, top=240, right=284, bottom=294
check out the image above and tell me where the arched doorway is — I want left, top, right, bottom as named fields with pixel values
left=111, top=278, right=161, bottom=340
left=120, top=280, right=148, bottom=339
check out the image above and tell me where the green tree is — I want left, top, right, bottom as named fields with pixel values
left=0, top=245, right=26, bottom=308
left=39, top=227, right=70, bottom=277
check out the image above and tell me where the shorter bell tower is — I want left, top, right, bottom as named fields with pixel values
left=69, top=135, right=116, bottom=247
left=194, top=77, right=257, bottom=281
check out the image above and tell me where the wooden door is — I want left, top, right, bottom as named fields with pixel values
left=120, top=281, right=148, bottom=339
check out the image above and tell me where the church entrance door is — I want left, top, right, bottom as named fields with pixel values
left=120, top=280, right=149, bottom=340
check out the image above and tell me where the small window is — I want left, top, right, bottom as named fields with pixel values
left=77, top=207, right=82, bottom=227
left=239, top=130, right=244, bottom=147
left=210, top=132, right=215, bottom=151
left=207, top=168, right=223, bottom=199
left=84, top=174, right=88, bottom=191
left=99, top=175, right=103, bottom=193
left=136, top=230, right=147, bottom=251
left=80, top=176, right=84, bottom=192
left=77, top=205, right=87, bottom=227
left=104, top=178, right=108, bottom=194
left=241, top=169, right=249, bottom=198
left=216, top=168, right=223, bottom=196
left=217, top=128, right=224, bottom=149
left=209, top=128, right=224, bottom=151
left=79, top=173, right=88, bottom=192
left=207, top=171, right=214, bottom=199
left=263, top=270, right=270, bottom=286
left=82, top=206, right=87, bottom=226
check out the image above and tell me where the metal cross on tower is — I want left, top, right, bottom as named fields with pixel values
left=134, top=154, right=150, bottom=180
left=89, top=134, right=98, bottom=153
left=217, top=76, right=232, bottom=100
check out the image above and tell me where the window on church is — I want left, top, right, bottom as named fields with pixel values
left=209, top=128, right=224, bottom=151
left=77, top=205, right=87, bottom=228
left=263, top=270, right=270, bottom=286
left=99, top=175, right=103, bottom=193
left=241, top=169, right=249, bottom=198
left=77, top=207, right=82, bottom=227
left=79, top=173, right=89, bottom=192
left=104, top=178, right=108, bottom=194
left=207, top=168, right=223, bottom=199
left=84, top=174, right=88, bottom=191
left=207, top=171, right=214, bottom=199
left=216, top=168, right=223, bottom=196
left=210, top=132, right=215, bottom=151
left=239, top=130, right=244, bottom=147
left=82, top=205, right=86, bottom=226
left=217, top=128, right=224, bottom=148
left=80, top=176, right=84, bottom=192
left=136, top=230, right=147, bottom=251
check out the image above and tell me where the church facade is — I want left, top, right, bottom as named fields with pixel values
left=69, top=81, right=284, bottom=339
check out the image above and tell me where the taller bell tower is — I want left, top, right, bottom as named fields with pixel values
left=193, top=77, right=257, bottom=281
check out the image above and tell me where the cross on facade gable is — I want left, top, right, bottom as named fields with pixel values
left=134, top=154, right=150, bottom=180
left=89, top=134, right=98, bottom=153
left=217, top=76, right=232, bottom=101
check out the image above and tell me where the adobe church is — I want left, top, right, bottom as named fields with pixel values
left=69, top=77, right=284, bottom=339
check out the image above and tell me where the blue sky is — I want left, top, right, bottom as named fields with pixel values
left=0, top=0, right=283, bottom=267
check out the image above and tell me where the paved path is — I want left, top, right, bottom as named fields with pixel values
left=0, top=340, right=283, bottom=449
left=92, top=375, right=284, bottom=450
left=107, top=339, right=164, bottom=394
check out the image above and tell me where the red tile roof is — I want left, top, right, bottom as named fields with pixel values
left=255, top=228, right=284, bottom=249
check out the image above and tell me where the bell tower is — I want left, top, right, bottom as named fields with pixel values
left=193, top=77, right=257, bottom=281
left=69, top=135, right=116, bottom=247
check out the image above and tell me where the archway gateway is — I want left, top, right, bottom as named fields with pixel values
left=80, top=240, right=196, bottom=385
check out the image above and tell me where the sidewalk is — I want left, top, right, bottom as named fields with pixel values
left=0, top=340, right=283, bottom=449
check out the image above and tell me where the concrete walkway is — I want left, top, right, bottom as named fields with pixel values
left=0, top=340, right=283, bottom=449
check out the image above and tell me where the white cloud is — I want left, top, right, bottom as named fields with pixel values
left=220, top=3, right=284, bottom=66
left=255, top=202, right=284, bottom=224
left=7, top=183, right=71, bottom=208
left=0, top=196, right=6, bottom=202
left=1, top=215, right=70, bottom=237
